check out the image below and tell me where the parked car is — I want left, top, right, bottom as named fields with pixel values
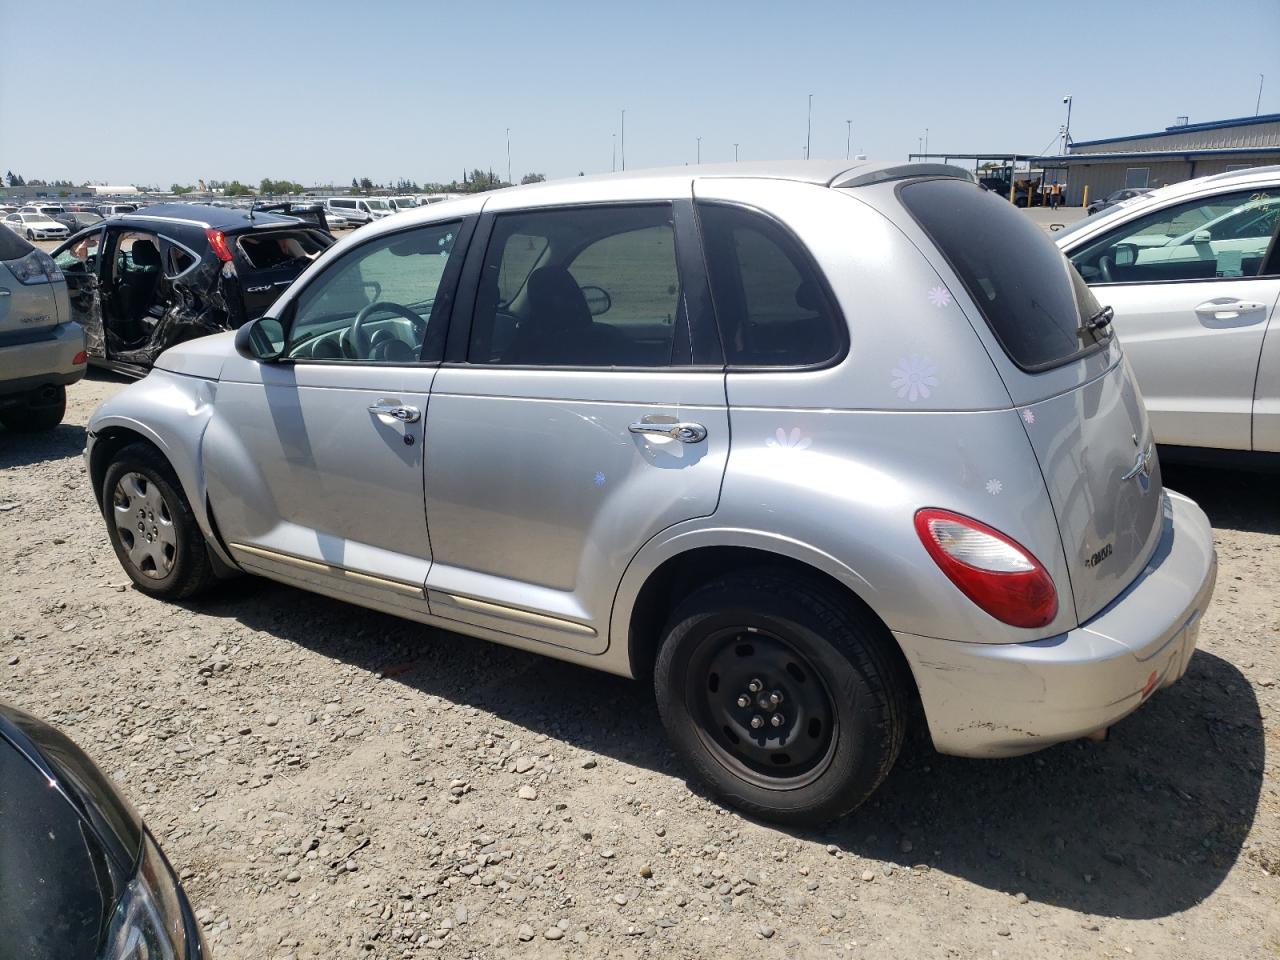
left=0, top=700, right=208, bottom=958
left=321, top=196, right=394, bottom=226
left=21, top=202, right=67, bottom=218
left=5, top=211, right=70, bottom=241
left=388, top=195, right=419, bottom=211
left=85, top=161, right=1217, bottom=825
left=0, top=229, right=85, bottom=431
left=50, top=203, right=334, bottom=375
left=54, top=209, right=105, bottom=233
left=1056, top=166, right=1280, bottom=458
left=1087, top=187, right=1154, bottom=216
left=251, top=200, right=333, bottom=232
left=98, top=202, right=139, bottom=217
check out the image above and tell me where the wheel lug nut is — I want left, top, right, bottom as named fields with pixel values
left=769, top=691, right=783, bottom=707
left=750, top=715, right=764, bottom=729
left=736, top=695, right=750, bottom=708
left=771, top=713, right=785, bottom=728
left=747, top=679, right=763, bottom=693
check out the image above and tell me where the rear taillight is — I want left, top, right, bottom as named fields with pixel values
left=914, top=508, right=1058, bottom=629
left=206, top=228, right=234, bottom=262
left=72, top=351, right=87, bottom=365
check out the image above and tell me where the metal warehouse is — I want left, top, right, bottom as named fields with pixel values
left=1034, top=112, right=1280, bottom=207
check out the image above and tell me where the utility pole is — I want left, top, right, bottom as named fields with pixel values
left=697, top=137, right=701, bottom=164
left=612, top=133, right=616, bottom=172
left=924, top=127, right=929, bottom=158
left=733, top=143, right=739, bottom=162
left=846, top=120, right=851, bottom=160
left=1258, top=74, right=1266, bottom=116
left=917, top=136, right=923, bottom=157
left=1062, top=95, right=1073, bottom=154
left=805, top=94, right=813, bottom=159
left=505, top=128, right=511, bottom=185
left=620, top=109, right=626, bottom=171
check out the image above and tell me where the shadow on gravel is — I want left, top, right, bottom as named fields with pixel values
left=1161, top=462, right=1279, bottom=535
left=0, top=422, right=86, bottom=469
left=204, top=577, right=1262, bottom=923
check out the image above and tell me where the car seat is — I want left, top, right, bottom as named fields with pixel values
left=510, top=266, right=626, bottom=365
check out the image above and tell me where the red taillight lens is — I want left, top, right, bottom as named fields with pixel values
left=72, top=351, right=87, bottom=365
left=914, top=508, right=1058, bottom=629
left=206, top=228, right=233, bottom=262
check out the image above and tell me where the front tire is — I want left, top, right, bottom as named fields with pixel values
left=102, top=443, right=217, bottom=599
left=654, top=570, right=907, bottom=826
left=25, top=230, right=34, bottom=240
left=0, top=385, right=65, bottom=432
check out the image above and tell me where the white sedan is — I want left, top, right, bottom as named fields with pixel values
left=1056, top=165, right=1280, bottom=459
left=4, top=212, right=70, bottom=241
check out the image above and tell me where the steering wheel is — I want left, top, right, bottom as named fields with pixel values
left=1098, top=255, right=1114, bottom=283
left=350, top=301, right=425, bottom=357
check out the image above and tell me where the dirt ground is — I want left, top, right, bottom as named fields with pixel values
left=1, top=373, right=1276, bottom=960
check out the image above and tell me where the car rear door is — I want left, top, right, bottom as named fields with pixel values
left=420, top=191, right=728, bottom=654
left=1063, top=187, right=1280, bottom=450
left=899, top=178, right=1165, bottom=625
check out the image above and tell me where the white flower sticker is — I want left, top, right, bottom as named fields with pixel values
left=890, top=355, right=939, bottom=402
left=985, top=478, right=1004, bottom=496
left=927, top=285, right=953, bottom=308
left=1022, top=409, right=1036, bottom=425
left=765, top=427, right=812, bottom=450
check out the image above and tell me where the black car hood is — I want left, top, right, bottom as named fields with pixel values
left=0, top=704, right=142, bottom=959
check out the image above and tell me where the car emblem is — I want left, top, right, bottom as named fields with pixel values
left=1121, top=442, right=1154, bottom=492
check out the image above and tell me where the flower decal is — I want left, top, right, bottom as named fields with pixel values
left=593, top=471, right=606, bottom=487
left=927, top=285, right=953, bottom=308
left=890, top=355, right=939, bottom=402
left=766, top=427, right=812, bottom=450
left=985, top=478, right=1004, bottom=496
left=1021, top=409, right=1036, bottom=425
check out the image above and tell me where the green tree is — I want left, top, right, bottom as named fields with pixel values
left=170, top=183, right=194, bottom=195
left=520, top=173, right=546, bottom=185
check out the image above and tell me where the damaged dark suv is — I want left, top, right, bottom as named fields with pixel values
left=51, top=203, right=333, bottom=374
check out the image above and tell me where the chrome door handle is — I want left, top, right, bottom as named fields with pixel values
left=368, top=400, right=420, bottom=423
left=0, top=288, right=10, bottom=297
left=628, top=420, right=707, bottom=443
left=1195, top=299, right=1266, bottom=320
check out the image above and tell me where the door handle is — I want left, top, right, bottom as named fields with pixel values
left=628, top=419, right=708, bottom=443
left=0, top=288, right=10, bottom=297
left=368, top=400, right=420, bottom=423
left=1195, top=299, right=1266, bottom=321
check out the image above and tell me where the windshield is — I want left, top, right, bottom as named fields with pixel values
left=366, top=200, right=391, bottom=211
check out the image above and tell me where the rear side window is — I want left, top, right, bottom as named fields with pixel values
left=901, top=178, right=1108, bottom=371
left=697, top=203, right=843, bottom=367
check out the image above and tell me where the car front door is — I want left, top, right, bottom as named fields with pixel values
left=421, top=197, right=728, bottom=654
left=51, top=227, right=108, bottom=358
left=203, top=217, right=471, bottom=618
left=1066, top=187, right=1280, bottom=450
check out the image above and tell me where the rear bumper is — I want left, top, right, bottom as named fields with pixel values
left=0, top=322, right=86, bottom=401
left=897, top=490, right=1217, bottom=758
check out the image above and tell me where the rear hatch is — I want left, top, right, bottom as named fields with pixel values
left=0, top=230, right=62, bottom=337
left=901, top=178, right=1164, bottom=624
left=232, top=226, right=333, bottom=319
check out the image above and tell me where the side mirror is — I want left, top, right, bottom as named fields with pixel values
left=1191, top=230, right=1212, bottom=244
left=235, top=316, right=285, bottom=362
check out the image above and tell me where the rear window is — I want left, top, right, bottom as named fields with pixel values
left=0, top=227, right=33, bottom=261
left=237, top=230, right=332, bottom=270
left=900, top=178, right=1109, bottom=371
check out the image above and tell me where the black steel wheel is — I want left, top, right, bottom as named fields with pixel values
left=655, top=568, right=908, bottom=826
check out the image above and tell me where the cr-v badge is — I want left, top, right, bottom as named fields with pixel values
left=1122, top=441, right=1154, bottom=493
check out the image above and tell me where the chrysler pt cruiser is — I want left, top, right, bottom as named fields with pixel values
left=85, top=162, right=1217, bottom=825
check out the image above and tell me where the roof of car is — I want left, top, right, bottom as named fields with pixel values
left=112, top=202, right=302, bottom=231
left=517, top=159, right=973, bottom=190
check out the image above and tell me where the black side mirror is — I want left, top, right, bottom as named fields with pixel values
left=235, top=316, right=286, bottom=362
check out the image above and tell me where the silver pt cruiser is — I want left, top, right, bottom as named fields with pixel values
left=85, top=163, right=1218, bottom=825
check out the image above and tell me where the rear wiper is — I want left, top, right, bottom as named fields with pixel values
left=1082, top=305, right=1114, bottom=334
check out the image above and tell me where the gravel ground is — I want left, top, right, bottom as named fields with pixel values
left=1, top=373, right=1277, bottom=959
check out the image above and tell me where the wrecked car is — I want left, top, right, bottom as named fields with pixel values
left=51, top=203, right=333, bottom=375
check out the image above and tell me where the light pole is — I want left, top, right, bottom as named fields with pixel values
left=733, top=142, right=739, bottom=162
left=505, top=128, right=511, bottom=185
left=805, top=94, right=813, bottom=159
left=696, top=137, right=701, bottom=164
left=917, top=136, right=923, bottom=157
left=620, top=109, right=626, bottom=171
left=1258, top=74, right=1266, bottom=116
left=846, top=120, right=851, bottom=160
left=924, top=127, right=929, bottom=158
left=1062, top=95, right=1073, bottom=154
left=612, top=133, right=616, bottom=173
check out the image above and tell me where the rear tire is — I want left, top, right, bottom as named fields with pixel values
left=102, top=443, right=217, bottom=599
left=0, top=385, right=66, bottom=432
left=654, top=569, right=907, bottom=826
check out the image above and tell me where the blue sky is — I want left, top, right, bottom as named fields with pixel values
left=2, top=0, right=1276, bottom=187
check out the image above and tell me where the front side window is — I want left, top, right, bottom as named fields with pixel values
left=285, top=220, right=461, bottom=363
left=468, top=204, right=682, bottom=367
left=901, top=177, right=1109, bottom=371
left=697, top=203, right=843, bottom=367
left=1070, top=189, right=1280, bottom=284
left=55, top=230, right=104, bottom=274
